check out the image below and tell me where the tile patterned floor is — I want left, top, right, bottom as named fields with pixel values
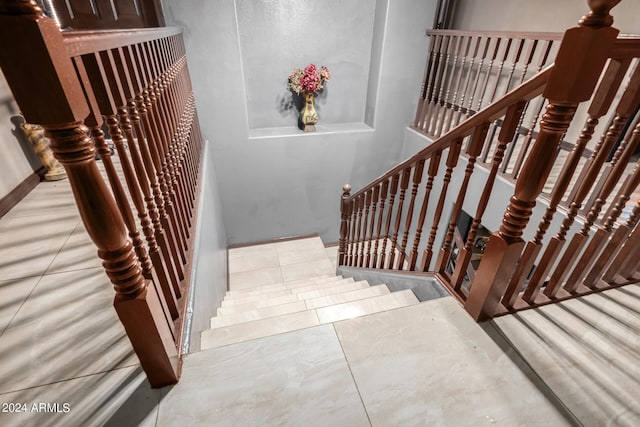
left=1, top=179, right=637, bottom=426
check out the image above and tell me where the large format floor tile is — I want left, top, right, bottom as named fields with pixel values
left=0, top=366, right=159, bottom=427
left=45, top=222, right=102, bottom=274
left=160, top=325, right=370, bottom=427
left=316, top=290, right=419, bottom=324
left=0, top=213, right=79, bottom=281
left=334, top=298, right=576, bottom=426
left=275, top=237, right=329, bottom=266
left=0, top=275, right=41, bottom=336
left=228, top=243, right=279, bottom=274
left=0, top=268, right=138, bottom=394
left=492, top=284, right=640, bottom=427
left=229, top=266, right=284, bottom=291
left=2, top=180, right=77, bottom=219
left=280, top=258, right=335, bottom=282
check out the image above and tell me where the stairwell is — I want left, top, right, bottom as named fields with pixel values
left=201, top=237, right=421, bottom=350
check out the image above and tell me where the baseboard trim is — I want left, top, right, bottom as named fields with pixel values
left=0, top=167, right=45, bottom=219
left=227, top=233, right=320, bottom=249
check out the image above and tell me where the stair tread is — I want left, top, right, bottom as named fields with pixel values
left=211, top=300, right=308, bottom=329
left=305, top=284, right=391, bottom=309
left=203, top=289, right=420, bottom=350
left=315, top=289, right=420, bottom=324
left=201, top=310, right=320, bottom=350
left=218, top=279, right=365, bottom=315
left=224, top=276, right=348, bottom=301
left=225, top=275, right=342, bottom=297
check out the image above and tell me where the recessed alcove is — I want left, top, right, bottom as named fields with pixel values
left=235, top=0, right=378, bottom=135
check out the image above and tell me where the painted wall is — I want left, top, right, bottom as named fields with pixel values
left=452, top=0, right=640, bottom=34
left=185, top=140, right=228, bottom=352
left=165, top=0, right=437, bottom=245
left=236, top=0, right=375, bottom=129
left=0, top=72, right=42, bottom=202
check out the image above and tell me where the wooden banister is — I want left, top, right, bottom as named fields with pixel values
left=340, top=0, right=639, bottom=321
left=0, top=1, right=203, bottom=386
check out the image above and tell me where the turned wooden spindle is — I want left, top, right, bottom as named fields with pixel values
left=388, top=168, right=411, bottom=269
left=603, top=199, right=640, bottom=282
left=365, top=185, right=380, bottom=268
left=443, top=35, right=473, bottom=134
left=436, top=123, right=489, bottom=274
left=465, top=0, right=621, bottom=320
left=410, top=150, right=442, bottom=270
left=359, top=191, right=372, bottom=268
left=398, top=160, right=425, bottom=268
left=414, top=34, right=438, bottom=130
left=466, top=36, right=492, bottom=119
left=421, top=138, right=462, bottom=271
left=379, top=174, right=399, bottom=268
left=372, top=180, right=389, bottom=269
left=455, top=36, right=482, bottom=127
left=435, top=36, right=462, bottom=137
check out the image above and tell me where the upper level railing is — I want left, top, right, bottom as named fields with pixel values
left=339, top=0, right=640, bottom=321
left=0, top=2, right=203, bottom=386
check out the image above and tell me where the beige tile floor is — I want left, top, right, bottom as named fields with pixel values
left=1, top=178, right=637, bottom=426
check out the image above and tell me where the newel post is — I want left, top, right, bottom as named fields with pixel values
left=464, top=0, right=621, bottom=321
left=338, top=184, right=352, bottom=266
left=0, top=1, right=179, bottom=386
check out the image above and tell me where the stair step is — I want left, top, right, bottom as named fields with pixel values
left=222, top=288, right=293, bottom=306
left=211, top=285, right=391, bottom=330
left=304, top=284, right=391, bottom=309
left=225, top=275, right=342, bottom=298
left=293, top=280, right=369, bottom=300
left=314, top=289, right=419, bottom=323
left=202, top=289, right=420, bottom=350
left=210, top=300, right=308, bottom=329
left=217, top=279, right=365, bottom=315
left=217, top=294, right=299, bottom=316
left=286, top=277, right=354, bottom=294
left=201, top=310, right=320, bottom=349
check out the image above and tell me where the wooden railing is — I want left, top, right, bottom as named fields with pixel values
left=340, top=0, right=640, bottom=321
left=0, top=2, right=202, bottom=386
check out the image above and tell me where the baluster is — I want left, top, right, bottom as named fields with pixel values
left=136, top=43, right=187, bottom=274
left=359, top=191, right=372, bottom=267
left=485, top=38, right=512, bottom=106
left=421, top=138, right=463, bottom=271
left=435, top=36, right=463, bottom=137
left=144, top=41, right=190, bottom=252
left=562, top=120, right=640, bottom=292
left=425, top=35, right=451, bottom=135
left=436, top=123, right=489, bottom=273
left=398, top=160, right=425, bottom=269
left=353, top=195, right=364, bottom=267
left=123, top=44, right=184, bottom=287
left=414, top=34, right=438, bottom=130
left=465, top=1, right=621, bottom=320
left=584, top=158, right=640, bottom=287
left=388, top=168, right=411, bottom=269
left=467, top=37, right=493, bottom=114
left=372, top=180, right=389, bottom=269
left=443, top=35, right=473, bottom=134
left=503, top=38, right=526, bottom=92
left=409, top=151, right=442, bottom=270
left=365, top=186, right=380, bottom=268
left=455, top=36, right=482, bottom=127
left=544, top=66, right=640, bottom=298
left=603, top=199, right=640, bottom=282
left=515, top=59, right=632, bottom=305
left=379, top=174, right=399, bottom=268
left=347, top=199, right=357, bottom=266
left=338, top=184, right=351, bottom=266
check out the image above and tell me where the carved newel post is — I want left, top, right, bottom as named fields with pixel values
left=464, top=0, right=622, bottom=320
left=20, top=122, right=67, bottom=181
left=338, top=184, right=352, bottom=266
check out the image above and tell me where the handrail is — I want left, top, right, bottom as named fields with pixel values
left=348, top=67, right=552, bottom=201
left=425, top=29, right=562, bottom=40
left=63, top=27, right=182, bottom=56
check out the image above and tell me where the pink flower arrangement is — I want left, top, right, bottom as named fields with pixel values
left=288, top=64, right=331, bottom=95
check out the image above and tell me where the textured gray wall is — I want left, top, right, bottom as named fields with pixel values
left=452, top=0, right=640, bottom=33
left=236, top=0, right=375, bottom=128
left=0, top=72, right=42, bottom=201
left=165, top=0, right=437, bottom=245
left=186, top=141, right=228, bottom=352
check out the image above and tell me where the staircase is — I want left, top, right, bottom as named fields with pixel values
left=201, top=237, right=420, bottom=350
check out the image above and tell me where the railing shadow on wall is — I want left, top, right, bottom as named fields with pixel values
left=339, top=0, right=640, bottom=322
left=0, top=2, right=203, bottom=386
